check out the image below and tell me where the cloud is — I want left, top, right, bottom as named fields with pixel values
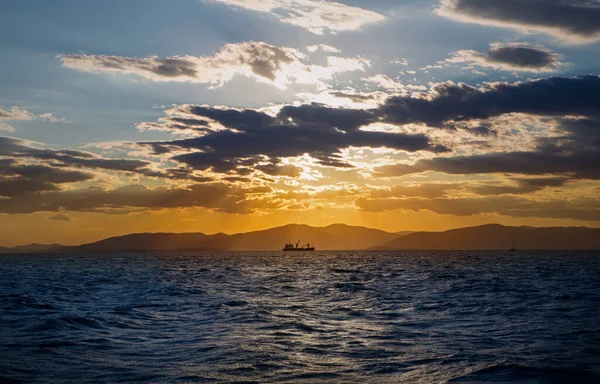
left=375, top=118, right=600, bottom=180
left=2, top=68, right=599, bottom=221
left=378, top=75, right=600, bottom=127
left=296, top=89, right=389, bottom=109
left=255, top=163, right=303, bottom=177
left=363, top=75, right=407, bottom=92
left=60, top=41, right=370, bottom=89
left=0, top=157, right=94, bottom=197
left=392, top=58, right=409, bottom=66
left=0, top=183, right=278, bottom=215
left=356, top=194, right=600, bottom=221
left=369, top=75, right=600, bottom=180
left=0, top=136, right=209, bottom=183
left=208, top=0, right=385, bottom=34
left=306, top=44, right=341, bottom=53
left=0, top=106, right=34, bottom=121
left=0, top=107, right=64, bottom=123
left=136, top=116, right=211, bottom=135
left=137, top=75, right=600, bottom=180
left=0, top=123, right=15, bottom=132
left=37, top=113, right=67, bottom=123
left=468, top=177, right=570, bottom=195
left=366, top=178, right=569, bottom=203
left=444, top=43, right=565, bottom=72
left=368, top=183, right=462, bottom=199
left=437, top=0, right=600, bottom=44
left=0, top=136, right=152, bottom=173
left=363, top=74, right=428, bottom=94
left=48, top=214, right=71, bottom=221
left=140, top=103, right=448, bottom=175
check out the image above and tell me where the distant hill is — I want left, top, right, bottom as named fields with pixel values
left=219, top=224, right=397, bottom=251
left=75, top=233, right=213, bottom=253
left=0, top=224, right=398, bottom=254
left=0, top=243, right=69, bottom=254
left=75, top=224, right=397, bottom=252
left=372, top=224, right=600, bottom=250
left=2, top=224, right=599, bottom=254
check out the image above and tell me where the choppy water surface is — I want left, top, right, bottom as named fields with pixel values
left=1, top=251, right=599, bottom=383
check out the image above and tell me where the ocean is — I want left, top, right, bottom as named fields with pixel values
left=1, top=251, right=599, bottom=383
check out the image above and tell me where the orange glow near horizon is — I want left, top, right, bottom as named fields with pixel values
left=2, top=206, right=598, bottom=247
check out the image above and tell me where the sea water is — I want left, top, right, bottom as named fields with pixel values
left=1, top=251, right=599, bottom=383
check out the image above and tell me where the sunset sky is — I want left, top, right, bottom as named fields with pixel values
left=1, top=0, right=600, bottom=246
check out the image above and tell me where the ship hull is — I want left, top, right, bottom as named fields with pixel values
left=282, top=248, right=315, bottom=252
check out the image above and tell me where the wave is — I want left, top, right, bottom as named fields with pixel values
left=450, top=364, right=600, bottom=383
left=1, top=251, right=599, bottom=383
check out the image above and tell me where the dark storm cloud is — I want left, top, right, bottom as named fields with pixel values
left=3, top=71, right=598, bottom=217
left=487, top=44, right=558, bottom=69
left=373, top=76, right=600, bottom=180
left=141, top=76, right=599, bottom=177
left=168, top=118, right=209, bottom=127
left=0, top=158, right=94, bottom=197
left=438, top=0, right=600, bottom=43
left=3, top=164, right=93, bottom=184
left=378, top=75, right=600, bottom=127
left=0, top=137, right=151, bottom=173
left=376, top=123, right=600, bottom=179
left=0, top=179, right=61, bottom=196
left=145, top=103, right=446, bottom=173
left=0, top=136, right=210, bottom=182
left=0, top=183, right=279, bottom=215
left=277, top=103, right=374, bottom=132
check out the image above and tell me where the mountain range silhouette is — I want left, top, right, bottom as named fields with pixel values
left=2, top=224, right=599, bottom=254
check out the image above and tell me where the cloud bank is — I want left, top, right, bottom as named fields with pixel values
left=208, top=0, right=385, bottom=34
left=141, top=103, right=448, bottom=175
left=2, top=74, right=600, bottom=222
left=60, top=41, right=369, bottom=89
left=0, top=106, right=64, bottom=123
left=437, top=0, right=600, bottom=44
left=445, top=43, right=565, bottom=72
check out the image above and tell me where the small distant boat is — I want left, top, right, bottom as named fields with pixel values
left=282, top=240, right=315, bottom=252
left=509, top=237, right=517, bottom=252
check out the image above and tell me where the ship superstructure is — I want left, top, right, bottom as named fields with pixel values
left=282, top=240, right=315, bottom=251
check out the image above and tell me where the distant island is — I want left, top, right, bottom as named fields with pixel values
left=1, top=224, right=600, bottom=254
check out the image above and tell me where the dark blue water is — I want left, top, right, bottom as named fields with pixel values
left=1, top=251, right=599, bottom=383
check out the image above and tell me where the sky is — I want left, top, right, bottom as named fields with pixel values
left=1, top=0, right=600, bottom=246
